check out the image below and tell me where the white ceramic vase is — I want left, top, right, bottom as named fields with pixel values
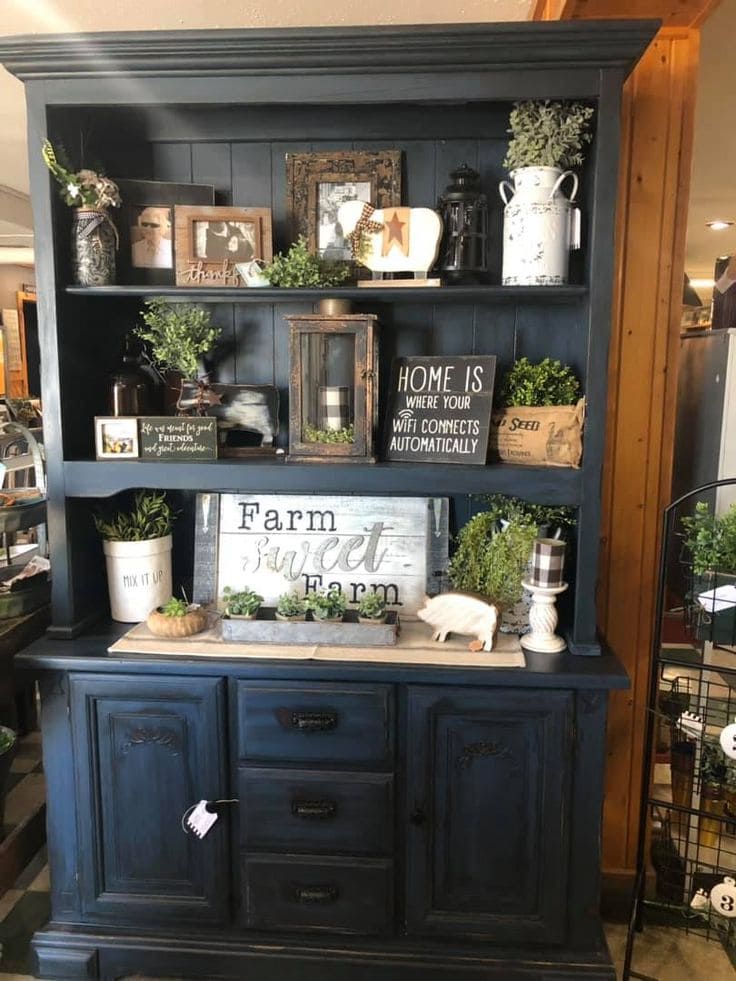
left=499, top=166, right=581, bottom=286
left=102, top=535, right=173, bottom=623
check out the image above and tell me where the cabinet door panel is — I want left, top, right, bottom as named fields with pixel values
left=71, top=675, right=228, bottom=924
left=406, top=687, right=573, bottom=945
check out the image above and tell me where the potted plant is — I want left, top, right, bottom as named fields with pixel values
left=499, top=100, right=594, bottom=286
left=94, top=490, right=175, bottom=623
left=275, top=590, right=307, bottom=621
left=42, top=140, right=121, bottom=286
left=146, top=596, right=208, bottom=638
left=135, top=297, right=222, bottom=414
left=222, top=586, right=263, bottom=619
left=263, top=236, right=351, bottom=288
left=357, top=591, right=387, bottom=623
left=680, top=500, right=736, bottom=643
left=305, top=586, right=347, bottom=622
left=698, top=741, right=728, bottom=849
left=491, top=357, right=585, bottom=468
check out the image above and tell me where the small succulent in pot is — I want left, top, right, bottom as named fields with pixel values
left=222, top=586, right=263, bottom=619
left=275, top=590, right=307, bottom=621
left=146, top=595, right=208, bottom=638
left=357, top=591, right=387, bottom=622
left=306, top=586, right=347, bottom=621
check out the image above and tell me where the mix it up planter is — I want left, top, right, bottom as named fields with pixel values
left=499, top=166, right=581, bottom=286
left=102, top=534, right=173, bottom=623
left=71, top=207, right=117, bottom=286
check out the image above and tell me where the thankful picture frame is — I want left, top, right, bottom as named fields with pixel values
left=286, top=150, right=402, bottom=262
left=174, top=205, right=273, bottom=287
left=114, top=179, right=215, bottom=286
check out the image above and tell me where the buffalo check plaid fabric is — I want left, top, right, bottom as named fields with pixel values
left=318, top=386, right=351, bottom=431
left=529, top=538, right=565, bottom=588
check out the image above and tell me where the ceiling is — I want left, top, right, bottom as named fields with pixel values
left=0, top=0, right=731, bottom=282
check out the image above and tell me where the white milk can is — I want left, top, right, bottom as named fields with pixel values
left=499, top=166, right=581, bottom=286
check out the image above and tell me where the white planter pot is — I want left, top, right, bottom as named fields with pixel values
left=102, top=535, right=173, bottom=623
left=499, top=166, right=581, bottom=286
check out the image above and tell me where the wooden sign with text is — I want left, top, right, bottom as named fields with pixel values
left=139, top=417, right=218, bottom=461
left=384, top=355, right=497, bottom=464
left=193, top=494, right=449, bottom=616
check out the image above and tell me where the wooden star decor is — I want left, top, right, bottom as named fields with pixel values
left=382, top=207, right=411, bottom=257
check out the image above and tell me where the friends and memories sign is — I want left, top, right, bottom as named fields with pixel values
left=383, top=356, right=497, bottom=464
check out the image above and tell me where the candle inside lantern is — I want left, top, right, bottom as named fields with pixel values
left=318, top=386, right=352, bottom=431
left=529, top=537, right=566, bottom=588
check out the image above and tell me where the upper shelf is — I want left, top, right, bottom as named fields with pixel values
left=62, top=458, right=582, bottom=503
left=64, top=285, right=588, bottom=304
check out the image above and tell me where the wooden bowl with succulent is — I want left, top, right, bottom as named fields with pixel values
left=147, top=597, right=208, bottom=638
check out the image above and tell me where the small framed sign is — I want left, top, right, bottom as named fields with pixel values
left=95, top=417, right=139, bottom=459
left=139, top=417, right=218, bottom=461
left=383, top=355, right=497, bottom=464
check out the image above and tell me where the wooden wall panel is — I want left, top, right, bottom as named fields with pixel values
left=533, top=0, right=722, bottom=27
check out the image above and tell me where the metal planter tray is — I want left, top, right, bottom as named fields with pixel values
left=221, top=608, right=399, bottom=646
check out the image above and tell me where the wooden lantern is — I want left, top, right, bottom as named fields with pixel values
left=287, top=313, right=378, bottom=462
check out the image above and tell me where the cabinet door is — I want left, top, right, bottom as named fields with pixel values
left=406, top=687, right=574, bottom=945
left=70, top=674, right=228, bottom=924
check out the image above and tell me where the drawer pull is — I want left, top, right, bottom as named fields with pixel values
left=294, top=884, right=339, bottom=904
left=288, top=710, right=338, bottom=731
left=292, top=799, right=337, bottom=820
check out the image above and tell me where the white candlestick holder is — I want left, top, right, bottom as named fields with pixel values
left=520, top=580, right=568, bottom=653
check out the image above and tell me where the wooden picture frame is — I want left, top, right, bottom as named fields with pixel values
left=174, top=206, right=273, bottom=287
left=114, top=179, right=215, bottom=286
left=95, top=417, right=139, bottom=460
left=286, top=150, right=402, bottom=263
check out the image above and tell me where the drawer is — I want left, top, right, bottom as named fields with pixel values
left=239, top=768, right=393, bottom=855
left=235, top=681, right=393, bottom=766
left=243, top=854, right=393, bottom=935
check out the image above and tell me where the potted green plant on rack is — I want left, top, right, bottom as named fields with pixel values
left=222, top=586, right=263, bottom=620
left=135, top=297, right=222, bottom=415
left=263, top=235, right=351, bottom=288
left=42, top=140, right=121, bottom=287
left=94, top=490, right=175, bottom=623
left=680, top=500, right=736, bottom=644
left=499, top=100, right=594, bottom=286
left=275, top=590, right=307, bottom=622
left=491, top=357, right=585, bottom=468
left=357, top=591, right=387, bottom=624
left=698, top=741, right=728, bottom=849
left=306, top=586, right=347, bottom=622
left=146, top=595, right=208, bottom=638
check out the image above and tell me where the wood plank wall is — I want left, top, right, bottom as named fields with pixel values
left=534, top=5, right=702, bottom=879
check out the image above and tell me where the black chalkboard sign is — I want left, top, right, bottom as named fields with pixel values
left=383, top=356, right=497, bottom=464
left=139, top=417, right=218, bottom=461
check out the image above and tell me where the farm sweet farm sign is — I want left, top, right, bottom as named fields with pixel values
left=193, top=494, right=449, bottom=615
left=384, top=355, right=497, bottom=464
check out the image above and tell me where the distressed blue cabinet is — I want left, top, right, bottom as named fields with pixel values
left=69, top=675, right=229, bottom=925
left=406, top=688, right=573, bottom=944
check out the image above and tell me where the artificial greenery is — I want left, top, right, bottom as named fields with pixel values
left=700, top=741, right=729, bottom=789
left=478, top=494, right=576, bottom=533
left=94, top=490, right=175, bottom=542
left=306, top=586, right=347, bottom=620
left=503, top=100, right=595, bottom=172
left=680, top=501, right=736, bottom=577
left=448, top=510, right=537, bottom=609
left=303, top=423, right=355, bottom=444
left=276, top=591, right=306, bottom=618
left=0, top=728, right=15, bottom=755
left=158, top=597, right=189, bottom=617
left=263, top=236, right=351, bottom=288
left=497, top=357, right=581, bottom=407
left=357, top=591, right=387, bottom=620
left=135, top=298, right=221, bottom=381
left=222, top=586, right=263, bottom=617
left=41, top=140, right=121, bottom=209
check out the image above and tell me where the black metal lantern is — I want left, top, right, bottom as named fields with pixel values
left=438, top=164, right=488, bottom=283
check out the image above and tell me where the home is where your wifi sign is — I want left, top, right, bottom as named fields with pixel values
left=383, top=355, right=497, bottom=465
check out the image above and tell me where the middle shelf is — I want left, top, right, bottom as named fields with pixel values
left=62, top=459, right=583, bottom=502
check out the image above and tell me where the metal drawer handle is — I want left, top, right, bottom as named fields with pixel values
left=289, top=710, right=338, bottom=731
left=292, top=799, right=337, bottom=820
left=294, top=884, right=339, bottom=904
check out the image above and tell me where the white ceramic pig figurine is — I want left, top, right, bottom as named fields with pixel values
left=417, top=592, right=499, bottom=652
left=337, top=199, right=442, bottom=278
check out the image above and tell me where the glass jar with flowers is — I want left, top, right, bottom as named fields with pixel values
left=41, top=140, right=121, bottom=286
